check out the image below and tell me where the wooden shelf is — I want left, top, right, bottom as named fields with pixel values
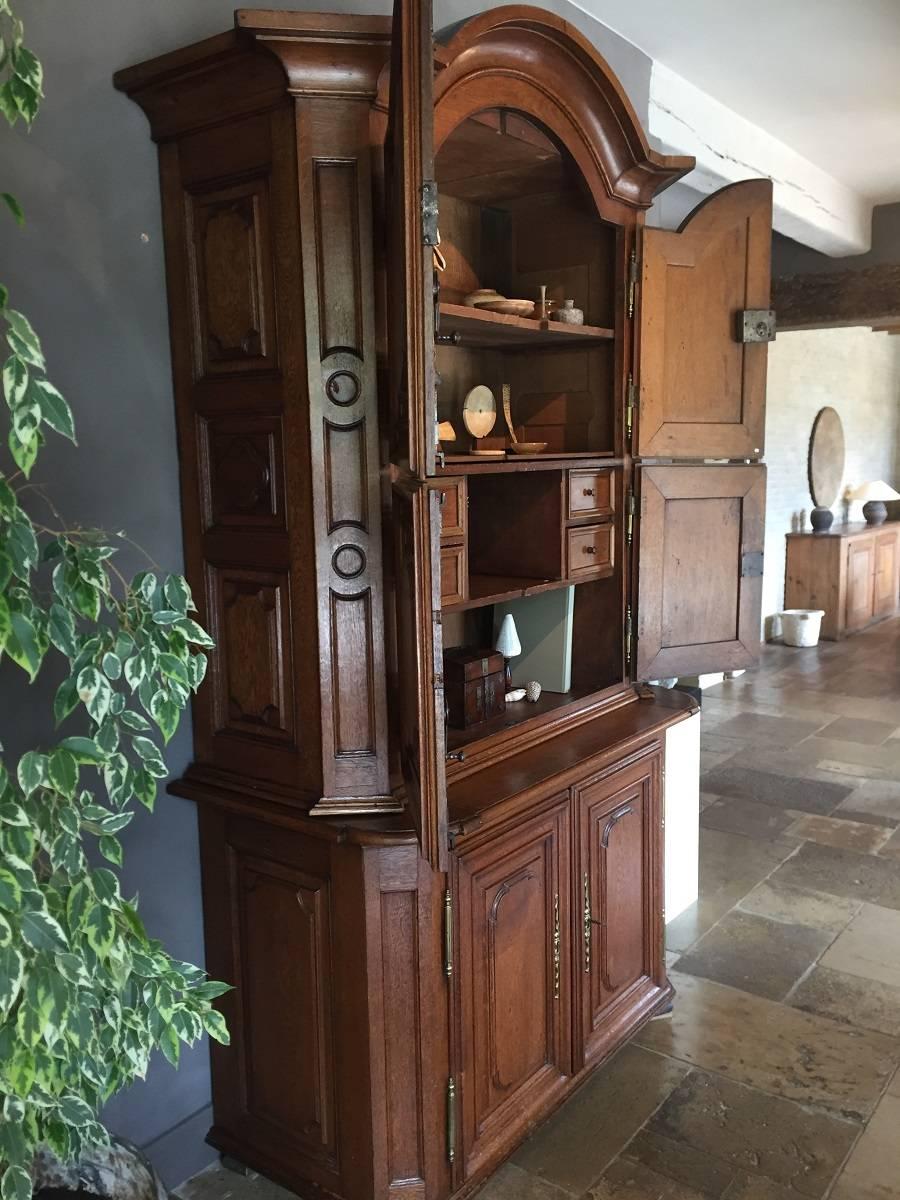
left=439, top=452, right=618, bottom=475
left=439, top=302, right=615, bottom=348
left=446, top=688, right=589, bottom=753
left=443, top=573, right=572, bottom=613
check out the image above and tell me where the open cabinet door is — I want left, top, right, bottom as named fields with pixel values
left=638, top=180, right=772, bottom=459
left=385, top=0, right=437, bottom=478
left=392, top=483, right=448, bottom=871
left=635, top=464, right=766, bottom=680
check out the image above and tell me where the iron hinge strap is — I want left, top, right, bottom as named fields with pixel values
left=422, top=180, right=440, bottom=247
left=625, top=603, right=633, bottom=668
left=447, top=1076, right=456, bottom=1163
left=626, top=491, right=635, bottom=547
left=627, top=247, right=639, bottom=319
left=443, top=888, right=453, bottom=979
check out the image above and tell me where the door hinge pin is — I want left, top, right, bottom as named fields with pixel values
left=627, top=247, right=638, bottom=319
left=626, top=373, right=636, bottom=446
left=422, top=180, right=440, bottom=247
left=553, top=892, right=561, bottom=999
left=447, top=1076, right=457, bottom=1163
left=443, top=888, right=453, bottom=978
left=626, top=490, right=635, bottom=547
left=625, top=603, right=633, bottom=667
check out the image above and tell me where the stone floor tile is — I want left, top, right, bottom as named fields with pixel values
left=828, top=1093, right=900, bottom=1200
left=511, top=1044, right=689, bottom=1194
left=789, top=965, right=900, bottom=1038
left=737, top=881, right=860, bottom=935
left=700, top=792, right=723, bottom=811
left=710, top=713, right=831, bottom=748
left=786, top=814, right=892, bottom=854
left=624, top=1129, right=733, bottom=1196
left=877, top=826, right=900, bottom=859
left=673, top=911, right=831, bottom=1001
left=701, top=797, right=798, bottom=842
left=699, top=766, right=851, bottom=816
left=722, top=1176, right=800, bottom=1200
left=588, top=1157, right=710, bottom=1199
left=835, top=778, right=900, bottom=825
left=175, top=1167, right=295, bottom=1200
left=700, top=733, right=749, bottom=758
left=772, top=842, right=900, bottom=910
left=820, top=903, right=900, bottom=987
left=786, top=737, right=900, bottom=776
left=474, top=1162, right=571, bottom=1200
left=642, top=1070, right=856, bottom=1197
left=813, top=716, right=898, bottom=745
left=664, top=831, right=797, bottom=953
left=635, top=971, right=899, bottom=1120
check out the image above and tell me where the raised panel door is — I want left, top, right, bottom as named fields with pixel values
left=576, top=750, right=664, bottom=1065
left=846, top=539, right=875, bottom=630
left=453, top=798, right=571, bottom=1179
left=874, top=530, right=899, bottom=618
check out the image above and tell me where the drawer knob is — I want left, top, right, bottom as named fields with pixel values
left=582, top=488, right=594, bottom=497
left=583, top=545, right=596, bottom=555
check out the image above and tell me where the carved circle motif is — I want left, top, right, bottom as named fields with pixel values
left=332, top=543, right=366, bottom=580
left=325, top=370, right=360, bottom=407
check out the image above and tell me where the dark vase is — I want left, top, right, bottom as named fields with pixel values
left=810, top=506, right=834, bottom=532
left=863, top=500, right=888, bottom=525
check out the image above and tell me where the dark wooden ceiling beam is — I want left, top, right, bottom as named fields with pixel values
left=773, top=262, right=900, bottom=331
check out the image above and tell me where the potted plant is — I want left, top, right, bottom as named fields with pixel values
left=0, top=4, right=229, bottom=1196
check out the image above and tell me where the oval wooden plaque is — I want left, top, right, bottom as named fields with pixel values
left=808, top=407, right=845, bottom=508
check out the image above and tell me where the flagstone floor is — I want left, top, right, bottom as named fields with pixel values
left=177, top=618, right=900, bottom=1200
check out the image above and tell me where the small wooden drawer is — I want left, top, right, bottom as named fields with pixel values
left=568, top=469, right=613, bottom=522
left=438, top=477, right=467, bottom=542
left=441, top=543, right=467, bottom=605
left=567, top=523, right=614, bottom=579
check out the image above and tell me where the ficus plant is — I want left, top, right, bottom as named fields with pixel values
left=0, top=4, right=229, bottom=1198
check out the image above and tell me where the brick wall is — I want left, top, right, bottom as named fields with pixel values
left=763, top=327, right=900, bottom=632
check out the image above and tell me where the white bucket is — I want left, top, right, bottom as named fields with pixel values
left=780, top=609, right=825, bottom=647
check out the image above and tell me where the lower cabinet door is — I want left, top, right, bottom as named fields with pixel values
left=846, top=539, right=875, bottom=631
left=874, top=530, right=899, bottom=617
left=576, top=749, right=665, bottom=1065
left=453, top=796, right=572, bottom=1179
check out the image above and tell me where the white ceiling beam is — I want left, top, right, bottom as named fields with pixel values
left=649, top=61, right=871, bottom=257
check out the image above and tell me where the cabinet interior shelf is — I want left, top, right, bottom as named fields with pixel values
left=446, top=685, right=594, bottom=754
left=443, top=573, right=573, bottom=613
left=439, top=302, right=615, bottom=347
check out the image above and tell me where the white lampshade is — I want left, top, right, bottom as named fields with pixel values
left=495, top=613, right=521, bottom=659
left=851, top=480, right=900, bottom=503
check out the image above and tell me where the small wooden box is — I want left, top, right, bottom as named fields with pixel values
left=444, top=646, right=506, bottom=729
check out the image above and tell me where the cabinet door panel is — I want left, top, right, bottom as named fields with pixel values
left=385, top=0, right=437, bottom=478
left=577, top=752, right=663, bottom=1065
left=392, top=483, right=448, bottom=870
left=454, top=799, right=571, bottom=1179
left=874, top=531, right=899, bottom=617
left=636, top=464, right=766, bottom=679
left=846, top=539, right=875, bottom=631
left=639, top=180, right=772, bottom=459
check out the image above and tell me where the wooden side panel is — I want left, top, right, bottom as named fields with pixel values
left=784, top=535, right=844, bottom=641
left=385, top=0, right=437, bottom=478
left=874, top=529, right=900, bottom=618
left=454, top=798, right=571, bottom=1180
left=295, top=98, right=392, bottom=810
left=636, top=464, right=766, bottom=679
left=576, top=748, right=664, bottom=1066
left=391, top=485, right=448, bottom=871
left=639, top=180, right=772, bottom=459
left=846, top=538, right=875, bottom=631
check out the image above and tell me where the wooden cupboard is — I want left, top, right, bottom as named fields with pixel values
left=115, top=5, right=772, bottom=1198
left=785, top=523, right=900, bottom=640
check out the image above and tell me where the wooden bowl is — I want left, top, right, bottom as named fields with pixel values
left=479, top=299, right=535, bottom=317
left=509, top=441, right=548, bottom=455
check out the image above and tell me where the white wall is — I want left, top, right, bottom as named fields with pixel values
left=762, top=328, right=900, bottom=631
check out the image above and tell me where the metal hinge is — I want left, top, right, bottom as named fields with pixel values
left=443, top=888, right=453, bottom=978
left=741, top=550, right=765, bottom=578
left=625, top=373, right=637, bottom=447
left=422, top=180, right=440, bottom=247
left=626, top=490, right=635, bottom=547
left=625, top=603, right=633, bottom=667
left=737, top=309, right=776, bottom=343
left=446, top=1076, right=457, bottom=1164
left=627, top=247, right=639, bottom=319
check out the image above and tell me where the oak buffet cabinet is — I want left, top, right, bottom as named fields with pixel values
left=785, top=523, right=900, bottom=640
left=115, top=6, right=772, bottom=1198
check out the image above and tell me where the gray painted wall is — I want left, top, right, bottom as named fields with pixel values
left=3, top=0, right=653, bottom=1187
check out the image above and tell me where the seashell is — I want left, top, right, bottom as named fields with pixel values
left=526, top=680, right=542, bottom=702
left=505, top=687, right=526, bottom=703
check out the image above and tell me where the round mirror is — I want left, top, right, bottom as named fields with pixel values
left=462, top=384, right=497, bottom=439
left=808, top=407, right=845, bottom=508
